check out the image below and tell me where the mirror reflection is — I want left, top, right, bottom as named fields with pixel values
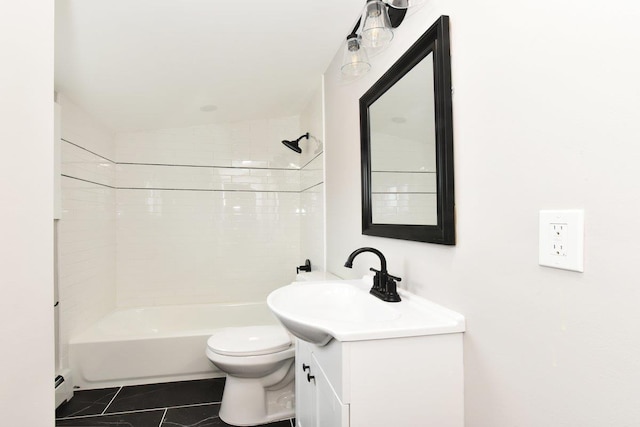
left=369, top=54, right=436, bottom=225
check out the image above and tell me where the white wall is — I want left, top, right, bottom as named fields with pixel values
left=0, top=1, right=54, bottom=425
left=57, top=94, right=117, bottom=369
left=114, top=117, right=302, bottom=306
left=324, top=1, right=640, bottom=426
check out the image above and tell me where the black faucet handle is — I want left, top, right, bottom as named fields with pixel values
left=368, top=268, right=384, bottom=291
left=384, top=275, right=402, bottom=302
left=296, top=259, right=312, bottom=274
left=370, top=267, right=401, bottom=282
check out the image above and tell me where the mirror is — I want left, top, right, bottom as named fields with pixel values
left=360, top=16, right=454, bottom=244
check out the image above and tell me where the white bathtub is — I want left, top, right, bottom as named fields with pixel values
left=69, top=302, right=279, bottom=389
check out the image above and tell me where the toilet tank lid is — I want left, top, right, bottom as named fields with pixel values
left=207, top=325, right=292, bottom=356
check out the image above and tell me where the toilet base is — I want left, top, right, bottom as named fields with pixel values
left=219, top=363, right=295, bottom=426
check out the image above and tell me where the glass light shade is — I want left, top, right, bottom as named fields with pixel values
left=341, top=35, right=371, bottom=77
left=361, top=0, right=394, bottom=49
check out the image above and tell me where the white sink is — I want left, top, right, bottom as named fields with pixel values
left=267, top=278, right=465, bottom=346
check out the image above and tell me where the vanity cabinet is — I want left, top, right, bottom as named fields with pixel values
left=296, top=339, right=348, bottom=427
left=295, top=333, right=464, bottom=427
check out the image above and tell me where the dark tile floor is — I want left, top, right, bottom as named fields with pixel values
left=55, top=378, right=295, bottom=427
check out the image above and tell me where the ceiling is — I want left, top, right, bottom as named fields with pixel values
left=54, top=0, right=364, bottom=132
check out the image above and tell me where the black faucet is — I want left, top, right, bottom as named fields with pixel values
left=344, top=247, right=401, bottom=302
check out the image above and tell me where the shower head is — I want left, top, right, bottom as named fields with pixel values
left=281, top=132, right=309, bottom=154
left=282, top=140, right=302, bottom=153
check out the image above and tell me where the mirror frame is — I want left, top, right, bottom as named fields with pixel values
left=359, top=15, right=454, bottom=245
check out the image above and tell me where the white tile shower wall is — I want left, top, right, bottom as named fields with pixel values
left=299, top=83, right=326, bottom=271
left=300, top=154, right=324, bottom=192
left=301, top=182, right=325, bottom=272
left=116, top=163, right=300, bottom=192
left=57, top=95, right=116, bottom=370
left=58, top=93, right=116, bottom=160
left=115, top=117, right=303, bottom=307
left=116, top=190, right=300, bottom=306
left=115, top=116, right=302, bottom=168
left=62, top=142, right=116, bottom=187
left=58, top=178, right=116, bottom=350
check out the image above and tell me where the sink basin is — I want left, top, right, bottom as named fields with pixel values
left=267, top=278, right=465, bottom=346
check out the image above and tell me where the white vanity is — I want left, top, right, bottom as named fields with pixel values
left=268, top=278, right=465, bottom=427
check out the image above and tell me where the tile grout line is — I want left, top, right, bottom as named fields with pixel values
left=58, top=400, right=223, bottom=421
left=158, top=408, right=168, bottom=427
left=57, top=406, right=165, bottom=421
left=101, top=386, right=123, bottom=415
left=162, top=401, right=222, bottom=410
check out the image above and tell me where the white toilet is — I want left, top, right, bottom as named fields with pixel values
left=206, top=325, right=295, bottom=426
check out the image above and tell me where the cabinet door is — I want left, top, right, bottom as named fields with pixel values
left=295, top=340, right=316, bottom=427
left=313, top=354, right=349, bottom=427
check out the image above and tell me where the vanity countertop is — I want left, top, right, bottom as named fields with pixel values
left=267, top=277, right=465, bottom=346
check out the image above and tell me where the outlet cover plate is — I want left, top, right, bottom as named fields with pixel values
left=539, top=210, right=584, bottom=272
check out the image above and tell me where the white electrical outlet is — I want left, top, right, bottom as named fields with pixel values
left=550, top=223, right=567, bottom=256
left=539, top=210, right=584, bottom=272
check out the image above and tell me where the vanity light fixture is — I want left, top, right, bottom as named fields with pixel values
left=340, top=0, right=417, bottom=77
left=361, top=0, right=394, bottom=50
left=341, top=34, right=371, bottom=77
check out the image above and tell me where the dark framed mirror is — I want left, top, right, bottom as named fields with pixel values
left=360, top=15, right=454, bottom=244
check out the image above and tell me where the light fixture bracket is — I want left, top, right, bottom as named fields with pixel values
left=387, top=6, right=407, bottom=28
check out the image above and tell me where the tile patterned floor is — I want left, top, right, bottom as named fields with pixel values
left=55, top=378, right=295, bottom=427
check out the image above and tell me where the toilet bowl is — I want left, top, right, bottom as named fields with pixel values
left=206, top=325, right=295, bottom=426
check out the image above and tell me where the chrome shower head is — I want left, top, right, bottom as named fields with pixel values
left=281, top=132, right=309, bottom=154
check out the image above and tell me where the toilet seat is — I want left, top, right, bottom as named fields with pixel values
left=207, top=325, right=291, bottom=357
left=206, top=325, right=296, bottom=425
